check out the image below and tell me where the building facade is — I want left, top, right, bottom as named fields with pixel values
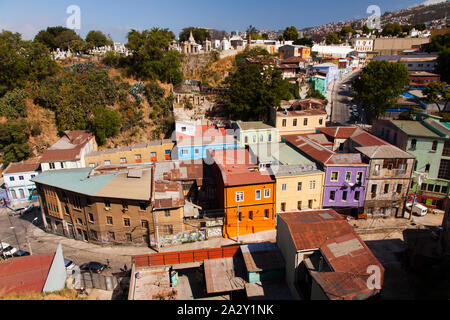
left=210, top=149, right=276, bottom=239
left=2, top=160, right=41, bottom=205
left=85, top=140, right=174, bottom=167
left=32, top=167, right=155, bottom=246
left=40, top=131, right=98, bottom=172
left=233, top=121, right=277, bottom=148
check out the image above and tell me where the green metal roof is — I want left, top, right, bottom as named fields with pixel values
left=31, top=168, right=117, bottom=197
left=390, top=120, right=442, bottom=138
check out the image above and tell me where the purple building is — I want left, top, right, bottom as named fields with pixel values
left=283, top=135, right=368, bottom=216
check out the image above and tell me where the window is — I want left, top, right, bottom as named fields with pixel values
left=293, top=119, right=298, bottom=127
left=105, top=200, right=111, bottom=209
left=428, top=184, right=434, bottom=192
left=245, top=136, right=249, bottom=144
left=89, top=163, right=95, bottom=168
left=282, top=184, right=287, bottom=192
left=195, top=149, right=200, bottom=154
left=384, top=184, right=390, bottom=194
left=19, top=176, right=24, bottom=181
left=345, top=172, right=352, bottom=182
left=72, top=195, right=82, bottom=210
left=249, top=211, right=253, bottom=220
left=106, top=216, right=113, bottom=225
left=303, top=118, right=308, bottom=126
left=260, top=134, right=264, bottom=142
left=141, top=220, right=149, bottom=229
left=255, top=190, right=261, bottom=200
left=342, top=191, right=348, bottom=201
left=109, top=232, right=115, bottom=241
left=308, top=200, right=313, bottom=209
left=388, top=164, right=393, bottom=171
left=432, top=141, right=438, bottom=152
left=124, top=218, right=131, bottom=227
left=354, top=191, right=360, bottom=201
left=297, top=182, right=302, bottom=192
left=410, top=139, right=417, bottom=150
left=60, top=162, right=65, bottom=169
left=236, top=191, right=244, bottom=202
left=253, top=135, right=257, bottom=143
left=238, top=212, right=242, bottom=222
left=265, top=209, right=270, bottom=219
left=64, top=205, right=70, bottom=215
left=10, top=190, right=17, bottom=200
left=268, top=134, right=272, bottom=142
left=120, top=158, right=127, bottom=164
left=319, top=118, right=324, bottom=125
left=77, top=218, right=83, bottom=225
left=434, top=185, right=441, bottom=193
left=330, top=191, right=336, bottom=201
left=104, top=160, right=111, bottom=165
left=181, top=127, right=187, bottom=132
left=139, top=202, right=147, bottom=211
left=310, top=181, right=316, bottom=190
left=182, top=150, right=189, bottom=156
left=264, top=189, right=271, bottom=198
left=122, top=201, right=128, bottom=210
left=164, top=210, right=171, bottom=217
left=442, top=186, right=448, bottom=194
left=298, top=201, right=302, bottom=210
left=49, top=163, right=56, bottom=170
left=357, top=172, right=363, bottom=184
left=371, top=184, right=378, bottom=196
left=88, top=213, right=94, bottom=223
left=9, top=177, right=14, bottom=182
left=281, top=203, right=286, bottom=212
left=331, top=172, right=339, bottom=182
left=438, top=160, right=450, bottom=180
left=397, top=184, right=403, bottom=194
left=421, top=183, right=427, bottom=191
left=282, top=119, right=287, bottom=127
left=126, top=233, right=132, bottom=242
left=425, top=164, right=430, bottom=173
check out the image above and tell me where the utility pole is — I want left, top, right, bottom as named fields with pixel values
left=236, top=204, right=239, bottom=243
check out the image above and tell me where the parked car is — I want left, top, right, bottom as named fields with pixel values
left=64, top=259, right=77, bottom=273
left=80, top=262, right=106, bottom=274
left=0, top=243, right=18, bottom=257
left=13, top=250, right=30, bottom=257
left=9, top=205, right=34, bottom=217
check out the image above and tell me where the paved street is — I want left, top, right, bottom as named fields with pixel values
left=327, top=70, right=362, bottom=125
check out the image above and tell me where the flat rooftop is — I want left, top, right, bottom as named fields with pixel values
left=204, top=257, right=246, bottom=294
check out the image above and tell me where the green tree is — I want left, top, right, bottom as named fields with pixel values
left=246, top=25, right=259, bottom=41
left=293, top=37, right=314, bottom=47
left=437, top=47, right=450, bottom=83
left=426, top=34, right=450, bottom=52
left=283, top=26, right=299, bottom=41
left=179, top=27, right=210, bottom=43
left=339, top=26, right=354, bottom=39
left=414, top=24, right=426, bottom=31
left=326, top=33, right=341, bottom=45
left=401, top=25, right=412, bottom=34
left=353, top=60, right=410, bottom=123
left=361, top=24, right=372, bottom=35
left=381, top=23, right=403, bottom=36
left=0, top=89, right=29, bottom=119
left=0, top=120, right=32, bottom=166
left=90, top=106, right=121, bottom=145
left=306, top=89, right=328, bottom=105
left=124, top=28, right=183, bottom=84
left=226, top=49, right=295, bottom=121
left=102, top=50, right=121, bottom=67
left=34, top=26, right=83, bottom=50
left=423, top=81, right=450, bottom=112
left=86, top=30, right=112, bottom=48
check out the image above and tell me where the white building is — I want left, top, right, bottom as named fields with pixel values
left=2, top=159, right=41, bottom=205
left=40, top=131, right=98, bottom=172
left=351, top=37, right=374, bottom=52
left=311, top=45, right=356, bottom=59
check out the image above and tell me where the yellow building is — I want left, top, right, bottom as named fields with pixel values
left=85, top=140, right=174, bottom=167
left=249, top=142, right=325, bottom=214
left=273, top=167, right=325, bottom=213
left=270, top=107, right=327, bottom=142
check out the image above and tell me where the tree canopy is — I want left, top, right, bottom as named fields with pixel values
left=423, top=81, right=450, bottom=112
left=381, top=23, right=403, bottom=37
left=326, top=33, right=341, bottom=45
left=0, top=120, right=32, bottom=166
left=124, top=28, right=183, bottom=84
left=34, top=26, right=83, bottom=51
left=353, top=60, right=410, bottom=123
left=86, top=30, right=112, bottom=48
left=226, top=48, right=296, bottom=121
left=293, top=37, right=313, bottom=47
left=283, top=26, right=299, bottom=41
left=179, top=27, right=210, bottom=43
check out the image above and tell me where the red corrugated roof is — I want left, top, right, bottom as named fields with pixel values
left=3, top=159, right=41, bottom=175
left=281, top=56, right=306, bottom=64
left=0, top=253, right=55, bottom=296
left=279, top=210, right=384, bottom=300
left=211, top=149, right=275, bottom=187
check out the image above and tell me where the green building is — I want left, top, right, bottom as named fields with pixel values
left=306, top=74, right=327, bottom=96
left=373, top=117, right=450, bottom=210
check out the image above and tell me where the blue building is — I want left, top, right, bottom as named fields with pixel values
left=174, top=136, right=240, bottom=161
left=312, top=63, right=339, bottom=92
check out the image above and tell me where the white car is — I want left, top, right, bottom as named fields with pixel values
left=1, top=243, right=18, bottom=258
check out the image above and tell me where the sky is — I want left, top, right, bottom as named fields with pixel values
left=0, top=0, right=447, bottom=43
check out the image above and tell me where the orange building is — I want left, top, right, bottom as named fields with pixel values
left=209, top=149, right=276, bottom=239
